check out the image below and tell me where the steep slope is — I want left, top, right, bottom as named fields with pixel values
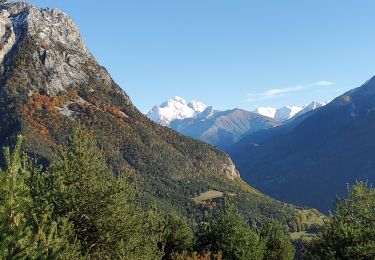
left=171, top=107, right=280, bottom=150
left=147, top=96, right=206, bottom=126
left=0, top=2, right=309, bottom=228
left=230, top=76, right=375, bottom=213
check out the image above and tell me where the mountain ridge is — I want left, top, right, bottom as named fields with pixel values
left=147, top=97, right=328, bottom=126
left=147, top=97, right=327, bottom=149
left=170, top=107, right=280, bottom=150
left=229, top=76, right=375, bottom=213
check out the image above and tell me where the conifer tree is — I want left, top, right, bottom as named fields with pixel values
left=305, top=181, right=375, bottom=259
left=196, top=203, right=264, bottom=260
left=259, top=221, right=295, bottom=260
left=0, top=136, right=79, bottom=258
left=163, top=213, right=194, bottom=259
left=0, top=136, right=33, bottom=258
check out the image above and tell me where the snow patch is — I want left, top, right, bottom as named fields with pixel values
left=254, top=107, right=277, bottom=119
left=274, top=105, right=303, bottom=121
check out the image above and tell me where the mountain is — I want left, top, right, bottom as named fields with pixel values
left=170, top=107, right=280, bottom=150
left=147, top=98, right=326, bottom=150
left=275, top=105, right=303, bottom=121
left=255, top=105, right=303, bottom=121
left=254, top=107, right=277, bottom=119
left=229, top=77, right=375, bottom=213
left=0, top=2, right=314, bottom=228
left=147, top=96, right=207, bottom=126
left=291, top=101, right=327, bottom=120
left=148, top=99, right=280, bottom=150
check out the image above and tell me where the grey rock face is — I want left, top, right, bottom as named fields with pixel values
left=0, top=2, right=114, bottom=96
left=0, top=9, right=15, bottom=63
left=222, top=159, right=240, bottom=179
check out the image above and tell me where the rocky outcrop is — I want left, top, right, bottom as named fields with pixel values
left=0, top=9, right=15, bottom=63
left=0, top=2, right=113, bottom=95
left=222, top=159, right=240, bottom=179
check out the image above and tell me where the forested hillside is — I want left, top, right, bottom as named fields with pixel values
left=2, top=128, right=374, bottom=258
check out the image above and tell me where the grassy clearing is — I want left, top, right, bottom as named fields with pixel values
left=193, top=190, right=223, bottom=204
left=290, top=231, right=317, bottom=241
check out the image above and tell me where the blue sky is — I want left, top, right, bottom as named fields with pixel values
left=26, top=0, right=375, bottom=112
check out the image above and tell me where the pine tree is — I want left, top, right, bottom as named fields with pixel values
left=0, top=136, right=34, bottom=258
left=163, top=213, right=194, bottom=259
left=305, top=181, right=375, bottom=259
left=259, top=221, right=295, bottom=260
left=0, top=136, right=79, bottom=258
left=196, top=203, right=264, bottom=260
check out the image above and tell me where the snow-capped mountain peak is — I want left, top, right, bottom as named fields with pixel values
left=274, top=105, right=303, bottom=121
left=254, top=105, right=303, bottom=121
left=195, top=106, right=220, bottom=120
left=253, top=107, right=277, bottom=119
left=188, top=100, right=207, bottom=113
left=148, top=96, right=328, bottom=126
left=291, top=101, right=329, bottom=119
left=161, top=96, right=188, bottom=106
left=254, top=102, right=328, bottom=122
left=147, top=96, right=207, bottom=126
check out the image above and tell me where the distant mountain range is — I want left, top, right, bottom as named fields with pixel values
left=228, top=76, right=375, bottom=213
left=170, top=107, right=279, bottom=150
left=147, top=97, right=327, bottom=149
left=254, top=105, right=303, bottom=121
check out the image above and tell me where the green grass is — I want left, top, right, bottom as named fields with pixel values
left=290, top=231, right=317, bottom=241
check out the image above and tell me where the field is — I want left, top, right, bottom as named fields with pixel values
left=290, top=231, right=317, bottom=241
left=193, top=190, right=223, bottom=204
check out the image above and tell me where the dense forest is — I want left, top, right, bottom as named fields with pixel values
left=1, top=126, right=375, bottom=259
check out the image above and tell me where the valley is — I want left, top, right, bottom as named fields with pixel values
left=0, top=0, right=374, bottom=259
